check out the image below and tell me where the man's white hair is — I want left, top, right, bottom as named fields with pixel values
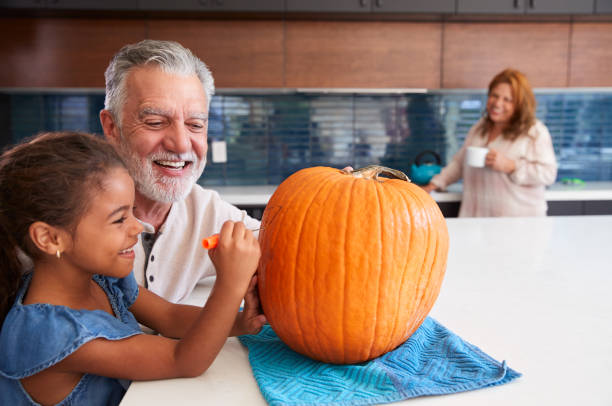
left=103, top=39, right=215, bottom=125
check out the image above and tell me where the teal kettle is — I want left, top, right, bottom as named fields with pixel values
left=410, top=150, right=442, bottom=185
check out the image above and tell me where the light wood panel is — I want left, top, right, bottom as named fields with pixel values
left=442, top=22, right=570, bottom=88
left=0, top=18, right=146, bottom=87
left=570, top=23, right=612, bottom=87
left=147, top=20, right=284, bottom=88
left=285, top=21, right=442, bottom=88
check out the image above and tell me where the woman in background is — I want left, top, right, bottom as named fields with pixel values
left=423, top=68, right=557, bottom=217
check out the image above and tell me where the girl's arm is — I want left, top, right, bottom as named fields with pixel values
left=130, top=275, right=266, bottom=339
left=55, top=221, right=261, bottom=380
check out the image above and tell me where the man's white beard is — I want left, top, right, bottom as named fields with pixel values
left=116, top=135, right=206, bottom=204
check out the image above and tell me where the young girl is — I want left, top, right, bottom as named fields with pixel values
left=0, top=132, right=263, bottom=405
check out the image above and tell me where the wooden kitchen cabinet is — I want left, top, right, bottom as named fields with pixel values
left=442, top=23, right=570, bottom=88
left=285, top=0, right=371, bottom=13
left=524, top=0, right=594, bottom=14
left=457, top=0, right=524, bottom=14
left=0, top=0, right=45, bottom=8
left=147, top=20, right=285, bottom=88
left=46, top=0, right=138, bottom=10
left=548, top=200, right=612, bottom=215
left=0, top=0, right=138, bottom=9
left=569, top=23, right=612, bottom=86
left=371, top=0, right=455, bottom=13
left=457, top=0, right=594, bottom=14
left=584, top=200, right=612, bottom=215
left=0, top=18, right=146, bottom=87
left=284, top=21, right=442, bottom=88
left=596, top=0, right=612, bottom=13
left=139, top=0, right=284, bottom=12
left=286, top=0, right=454, bottom=14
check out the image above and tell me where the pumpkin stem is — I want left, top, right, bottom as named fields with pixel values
left=344, top=165, right=411, bottom=182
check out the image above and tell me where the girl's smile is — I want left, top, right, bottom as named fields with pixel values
left=64, top=168, right=143, bottom=278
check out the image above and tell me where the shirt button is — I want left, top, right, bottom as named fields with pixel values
left=150, top=255, right=155, bottom=262
left=149, top=275, right=154, bottom=283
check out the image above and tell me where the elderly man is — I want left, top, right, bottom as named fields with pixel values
left=99, top=40, right=262, bottom=320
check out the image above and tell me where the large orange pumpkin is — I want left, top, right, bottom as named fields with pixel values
left=257, top=165, right=449, bottom=364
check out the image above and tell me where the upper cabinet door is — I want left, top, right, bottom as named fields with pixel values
left=457, top=0, right=525, bottom=14
left=286, top=0, right=371, bottom=13
left=595, top=0, right=612, bottom=13
left=0, top=0, right=45, bottom=8
left=46, top=0, right=139, bottom=10
left=525, top=0, right=594, bottom=14
left=140, top=0, right=284, bottom=12
left=371, top=0, right=455, bottom=13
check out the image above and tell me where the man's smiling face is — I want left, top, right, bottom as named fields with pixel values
left=116, top=66, right=209, bottom=203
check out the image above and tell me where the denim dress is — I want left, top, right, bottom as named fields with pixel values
left=0, top=272, right=143, bottom=405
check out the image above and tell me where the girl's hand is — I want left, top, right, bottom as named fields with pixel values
left=208, top=221, right=261, bottom=294
left=232, top=275, right=267, bottom=336
left=485, top=148, right=516, bottom=174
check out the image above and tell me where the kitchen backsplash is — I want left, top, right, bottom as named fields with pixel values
left=1, top=89, right=610, bottom=186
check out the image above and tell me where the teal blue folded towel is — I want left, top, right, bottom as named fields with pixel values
left=239, top=317, right=521, bottom=405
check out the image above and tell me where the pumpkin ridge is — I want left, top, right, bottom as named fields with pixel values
left=262, top=168, right=331, bottom=355
left=341, top=177, right=371, bottom=362
left=312, top=172, right=354, bottom=362
left=409, top=186, right=436, bottom=335
left=261, top=176, right=305, bottom=345
left=341, top=177, right=357, bottom=363
left=260, top=180, right=296, bottom=327
left=394, top=182, right=427, bottom=340
left=395, top=184, right=418, bottom=342
left=355, top=178, right=380, bottom=361
left=294, top=171, right=339, bottom=361
left=380, top=183, right=409, bottom=354
left=406, top=186, right=446, bottom=335
left=369, top=178, right=386, bottom=360
left=380, top=184, right=398, bottom=354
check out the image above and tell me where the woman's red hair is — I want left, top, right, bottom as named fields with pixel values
left=482, top=68, right=536, bottom=140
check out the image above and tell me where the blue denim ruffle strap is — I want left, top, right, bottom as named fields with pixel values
left=0, top=272, right=142, bottom=379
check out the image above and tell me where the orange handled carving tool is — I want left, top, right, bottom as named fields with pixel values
left=202, top=228, right=260, bottom=250
left=202, top=234, right=220, bottom=249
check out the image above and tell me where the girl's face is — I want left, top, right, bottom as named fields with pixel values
left=486, top=83, right=515, bottom=127
left=65, top=168, right=143, bottom=278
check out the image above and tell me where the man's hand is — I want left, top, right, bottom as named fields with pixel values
left=231, top=275, right=267, bottom=336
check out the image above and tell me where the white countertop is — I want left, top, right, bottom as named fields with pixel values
left=121, top=215, right=612, bottom=406
left=206, top=182, right=612, bottom=205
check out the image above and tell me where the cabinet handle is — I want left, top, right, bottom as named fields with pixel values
left=529, top=0, right=534, bottom=8
left=376, top=0, right=383, bottom=8
left=360, top=0, right=368, bottom=7
left=513, top=0, right=519, bottom=8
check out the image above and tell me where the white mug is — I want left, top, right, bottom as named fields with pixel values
left=466, top=146, right=488, bottom=168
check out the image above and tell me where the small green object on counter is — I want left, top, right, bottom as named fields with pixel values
left=560, top=177, right=585, bottom=185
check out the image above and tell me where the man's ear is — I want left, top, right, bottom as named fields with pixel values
left=100, top=109, right=120, bottom=143
left=29, top=221, right=69, bottom=257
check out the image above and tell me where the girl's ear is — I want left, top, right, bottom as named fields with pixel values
left=28, top=222, right=69, bottom=257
